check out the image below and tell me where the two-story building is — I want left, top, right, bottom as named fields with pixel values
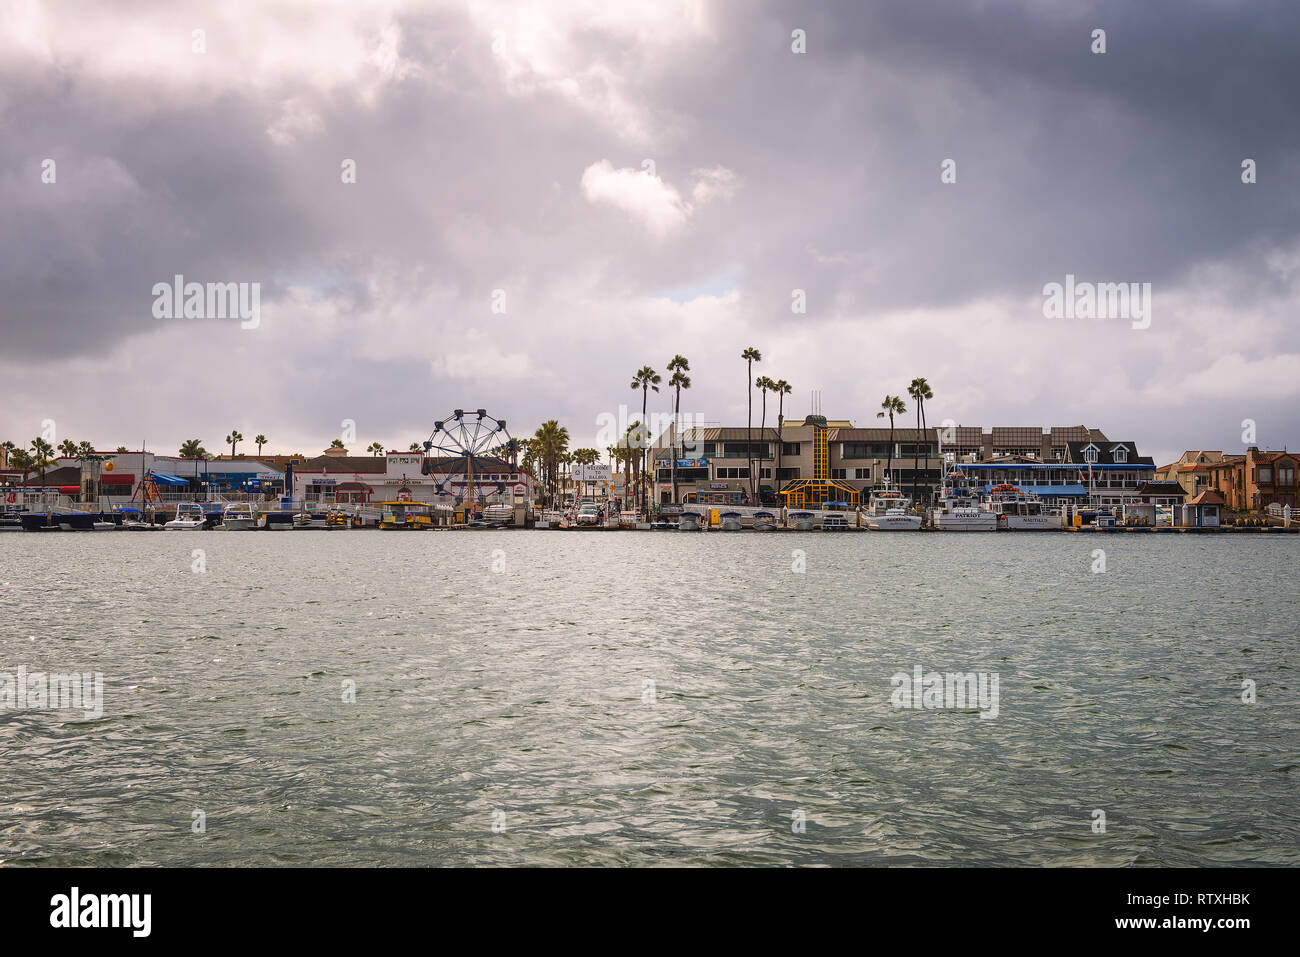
left=1062, top=440, right=1157, bottom=507
left=1205, top=448, right=1298, bottom=511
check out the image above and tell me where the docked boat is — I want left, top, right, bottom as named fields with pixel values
left=821, top=514, right=851, bottom=531
left=862, top=487, right=922, bottom=531
left=164, top=503, right=207, bottom=530
left=982, top=484, right=1057, bottom=530
left=932, top=471, right=997, bottom=531
left=719, top=510, right=743, bottom=531
left=677, top=510, right=703, bottom=531
left=753, top=510, right=777, bottom=531
left=481, top=503, right=514, bottom=527
left=379, top=501, right=433, bottom=529
left=21, top=507, right=97, bottom=531
left=788, top=510, right=816, bottom=531
left=220, top=502, right=258, bottom=530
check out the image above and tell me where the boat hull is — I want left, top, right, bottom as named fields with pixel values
left=934, top=512, right=998, bottom=531
left=864, top=515, right=922, bottom=531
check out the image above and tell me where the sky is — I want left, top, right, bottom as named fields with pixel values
left=2, top=0, right=1298, bottom=467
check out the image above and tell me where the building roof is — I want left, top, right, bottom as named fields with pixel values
left=293, top=455, right=388, bottom=473
left=1064, top=440, right=1155, bottom=467
left=1249, top=449, right=1297, bottom=464
left=1134, top=481, right=1187, bottom=497
left=832, top=428, right=935, bottom=442
left=1188, top=489, right=1226, bottom=506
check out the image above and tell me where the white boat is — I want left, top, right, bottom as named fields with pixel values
left=92, top=521, right=116, bottom=531
left=719, top=510, right=743, bottom=531
left=619, top=510, right=639, bottom=529
left=932, top=471, right=997, bottom=531
left=862, top=487, right=922, bottom=531
left=164, top=503, right=207, bottom=530
left=753, top=510, right=777, bottom=531
left=788, top=510, right=816, bottom=531
left=982, top=484, right=1057, bottom=530
left=677, top=510, right=703, bottom=531
left=821, top=514, right=851, bottom=531
left=220, top=502, right=257, bottom=530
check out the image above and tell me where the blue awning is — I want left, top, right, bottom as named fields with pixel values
left=1024, top=484, right=1087, bottom=497
left=148, top=472, right=190, bottom=486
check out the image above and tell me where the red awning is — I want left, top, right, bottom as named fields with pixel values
left=59, top=485, right=81, bottom=494
left=100, top=474, right=135, bottom=485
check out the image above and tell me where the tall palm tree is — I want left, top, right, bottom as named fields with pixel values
left=1, top=440, right=15, bottom=471
left=255, top=434, right=268, bottom=457
left=741, top=347, right=761, bottom=501
left=755, top=375, right=777, bottom=501
left=630, top=366, right=661, bottom=515
left=572, top=447, right=599, bottom=499
left=773, top=378, right=792, bottom=482
left=667, top=354, right=691, bottom=504
left=916, top=378, right=934, bottom=505
left=877, top=395, right=906, bottom=490
left=179, top=439, right=206, bottom=459
left=532, top=420, right=570, bottom=506
left=58, top=439, right=78, bottom=458
left=367, top=442, right=385, bottom=455
left=76, top=441, right=95, bottom=458
left=28, top=437, right=54, bottom=490
left=907, top=378, right=932, bottom=506
left=408, top=443, right=422, bottom=452
left=115, top=446, right=128, bottom=453
left=9, top=448, right=33, bottom=487
left=226, top=430, right=244, bottom=457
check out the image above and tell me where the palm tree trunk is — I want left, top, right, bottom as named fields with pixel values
left=886, top=414, right=894, bottom=489
left=640, top=389, right=649, bottom=516
left=671, top=386, right=679, bottom=505
left=746, top=362, right=753, bottom=502
left=758, top=391, right=767, bottom=503
left=920, top=399, right=929, bottom=508
left=912, top=404, right=920, bottom=506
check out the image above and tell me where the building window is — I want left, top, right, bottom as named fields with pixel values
left=1281, top=466, right=1295, bottom=486
left=1083, top=446, right=1098, bottom=464
left=776, top=467, right=800, bottom=480
left=716, top=467, right=749, bottom=479
left=831, top=469, right=846, bottom=480
left=1113, top=447, right=1127, bottom=463
left=782, top=443, right=801, bottom=456
left=1259, top=467, right=1273, bottom=484
left=760, top=468, right=772, bottom=479
left=855, top=468, right=871, bottom=480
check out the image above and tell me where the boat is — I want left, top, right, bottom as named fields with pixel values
left=619, top=510, right=639, bottom=529
left=256, top=509, right=295, bottom=530
left=220, top=502, right=258, bottom=530
left=789, top=510, right=816, bottom=531
left=982, top=484, right=1057, bottom=530
left=821, top=514, right=851, bottom=531
left=753, top=510, right=777, bottom=531
left=21, top=506, right=97, bottom=531
left=379, top=501, right=433, bottom=529
left=677, top=510, right=703, bottom=531
left=862, top=487, right=922, bottom=531
left=114, top=506, right=158, bottom=530
left=481, top=503, right=514, bottom=527
left=92, top=520, right=116, bottom=531
left=164, top=502, right=207, bottom=530
left=932, top=471, right=997, bottom=531
left=719, top=510, right=743, bottom=531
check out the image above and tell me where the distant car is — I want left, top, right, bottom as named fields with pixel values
left=576, top=504, right=601, bottom=526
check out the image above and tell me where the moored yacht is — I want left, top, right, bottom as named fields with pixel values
left=862, top=486, right=922, bottom=531
left=220, top=502, right=257, bottom=530
left=982, top=484, right=1057, bottom=530
left=164, top=503, right=207, bottom=530
left=932, top=471, right=997, bottom=531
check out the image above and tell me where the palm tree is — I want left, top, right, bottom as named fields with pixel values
left=666, top=355, right=691, bottom=504
left=408, top=442, right=422, bottom=452
left=755, top=375, right=777, bottom=501
left=532, top=420, right=570, bottom=506
left=179, top=439, right=206, bottom=459
left=329, top=439, right=345, bottom=449
left=773, top=378, right=792, bottom=485
left=741, top=347, right=762, bottom=501
left=115, top=446, right=128, bottom=453
left=255, top=434, right=268, bottom=457
left=630, top=366, right=661, bottom=515
left=1, top=440, right=15, bottom=470
left=367, top=442, right=385, bottom=455
left=877, top=395, right=906, bottom=490
left=76, top=441, right=95, bottom=458
left=28, top=437, right=54, bottom=490
left=572, top=447, right=599, bottom=499
left=58, top=439, right=78, bottom=458
left=907, top=378, right=933, bottom=506
left=9, top=448, right=33, bottom=488
left=226, top=430, right=244, bottom=457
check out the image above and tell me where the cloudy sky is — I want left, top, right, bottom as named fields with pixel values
left=2, top=0, right=1298, bottom=466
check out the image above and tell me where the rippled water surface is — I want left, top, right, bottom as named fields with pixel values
left=1, top=531, right=1297, bottom=866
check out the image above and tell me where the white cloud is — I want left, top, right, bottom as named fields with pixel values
left=581, top=160, right=691, bottom=237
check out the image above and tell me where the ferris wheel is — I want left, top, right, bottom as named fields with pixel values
left=420, top=409, right=512, bottom=506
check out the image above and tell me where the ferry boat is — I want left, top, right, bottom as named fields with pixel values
left=220, top=502, right=257, bottom=530
left=719, top=510, right=743, bottom=531
left=932, top=471, right=997, bottom=531
left=862, top=487, right=922, bottom=531
left=677, top=510, right=703, bottom=531
left=788, top=510, right=816, bottom=531
left=753, top=510, right=777, bottom=531
left=164, top=503, right=207, bottom=530
left=378, top=501, right=433, bottom=530
left=982, top=484, right=1056, bottom=530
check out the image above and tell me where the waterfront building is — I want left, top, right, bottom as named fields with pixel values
left=957, top=455, right=1090, bottom=505
left=1062, top=440, right=1157, bottom=507
left=652, top=416, right=942, bottom=506
left=1205, top=448, right=1299, bottom=511
left=1155, top=451, right=1225, bottom=498
left=944, top=425, right=1107, bottom=462
left=290, top=452, right=536, bottom=506
left=0, top=451, right=284, bottom=504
